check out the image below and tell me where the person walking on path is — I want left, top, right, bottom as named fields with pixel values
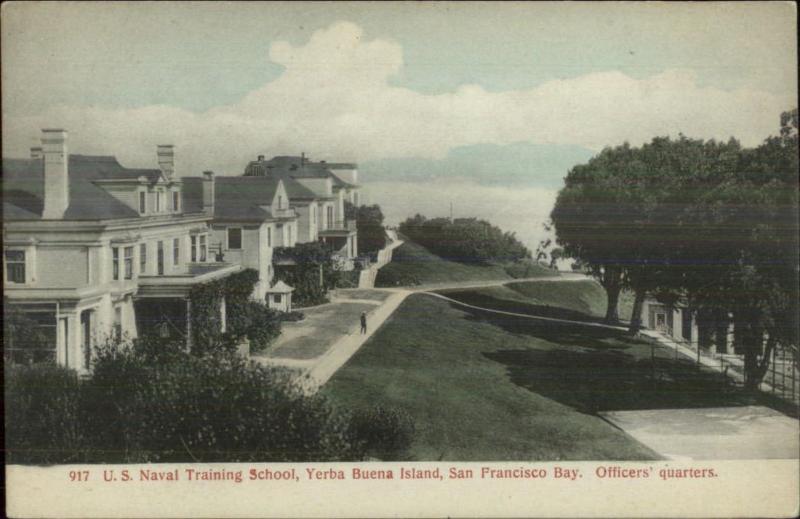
left=360, top=311, right=368, bottom=335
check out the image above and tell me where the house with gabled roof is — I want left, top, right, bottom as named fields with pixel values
left=243, top=154, right=360, bottom=268
left=2, top=129, right=241, bottom=372
left=182, top=174, right=302, bottom=302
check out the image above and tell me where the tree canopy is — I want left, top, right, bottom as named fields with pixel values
left=399, top=215, right=531, bottom=265
left=551, top=109, right=798, bottom=387
left=345, top=202, right=387, bottom=256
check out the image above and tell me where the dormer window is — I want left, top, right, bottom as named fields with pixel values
left=155, top=190, right=162, bottom=212
left=172, top=191, right=180, bottom=212
left=139, top=191, right=147, bottom=214
left=278, top=195, right=283, bottom=209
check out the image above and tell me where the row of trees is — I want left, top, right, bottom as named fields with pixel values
left=550, top=109, right=798, bottom=388
left=399, top=215, right=531, bottom=264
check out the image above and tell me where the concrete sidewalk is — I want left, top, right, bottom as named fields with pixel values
left=257, top=289, right=411, bottom=394
left=602, top=406, right=800, bottom=460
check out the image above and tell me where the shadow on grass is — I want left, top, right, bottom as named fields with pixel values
left=482, top=347, right=759, bottom=414
left=451, top=303, right=773, bottom=414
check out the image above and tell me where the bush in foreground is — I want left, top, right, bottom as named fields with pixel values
left=5, top=340, right=417, bottom=464
left=4, top=364, right=86, bottom=464
left=347, top=405, right=416, bottom=461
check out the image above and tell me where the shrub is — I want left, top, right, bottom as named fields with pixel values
left=374, top=267, right=421, bottom=287
left=84, top=347, right=359, bottom=462
left=242, top=302, right=282, bottom=353
left=4, top=363, right=86, bottom=464
left=6, top=339, right=415, bottom=464
left=346, top=405, right=416, bottom=461
left=280, top=310, right=305, bottom=322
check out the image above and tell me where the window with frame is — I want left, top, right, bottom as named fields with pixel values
left=124, top=246, right=134, bottom=279
left=172, top=191, right=180, bottom=212
left=274, top=293, right=282, bottom=304
left=191, top=236, right=197, bottom=262
left=139, top=191, right=146, bottom=214
left=227, top=228, right=242, bottom=250
left=112, top=247, right=120, bottom=280
left=199, top=235, right=207, bottom=261
left=327, top=206, right=334, bottom=227
left=5, top=250, right=26, bottom=283
left=139, top=243, right=147, bottom=274
left=173, top=238, right=180, bottom=265
left=155, top=190, right=163, bottom=212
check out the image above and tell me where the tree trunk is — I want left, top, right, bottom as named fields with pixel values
left=628, top=287, right=646, bottom=333
left=601, top=266, right=622, bottom=324
left=714, top=309, right=729, bottom=354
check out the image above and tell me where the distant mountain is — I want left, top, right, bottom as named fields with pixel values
left=359, top=142, right=595, bottom=189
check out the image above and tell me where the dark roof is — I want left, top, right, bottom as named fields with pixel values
left=2, top=155, right=165, bottom=221
left=243, top=155, right=356, bottom=188
left=214, top=177, right=279, bottom=222
left=182, top=174, right=318, bottom=223
left=181, top=177, right=205, bottom=214
left=322, top=162, right=357, bottom=169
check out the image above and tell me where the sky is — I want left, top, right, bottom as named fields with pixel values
left=2, top=1, right=797, bottom=251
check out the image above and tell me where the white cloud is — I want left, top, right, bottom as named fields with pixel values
left=2, top=20, right=793, bottom=177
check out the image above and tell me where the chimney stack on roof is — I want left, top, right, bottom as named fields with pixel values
left=157, top=144, right=175, bottom=180
left=41, top=129, right=69, bottom=219
left=202, top=171, right=215, bottom=216
left=258, top=155, right=265, bottom=161
left=30, top=147, right=43, bottom=160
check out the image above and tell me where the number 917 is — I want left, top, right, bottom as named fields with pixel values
left=69, top=470, right=89, bottom=481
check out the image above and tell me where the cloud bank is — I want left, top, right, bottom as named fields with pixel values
left=2, top=21, right=792, bottom=177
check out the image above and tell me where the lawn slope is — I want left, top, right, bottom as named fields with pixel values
left=375, top=239, right=555, bottom=287
left=436, top=279, right=635, bottom=324
left=324, top=294, right=763, bottom=461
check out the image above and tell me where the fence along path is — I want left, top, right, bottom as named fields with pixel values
left=358, top=229, right=403, bottom=289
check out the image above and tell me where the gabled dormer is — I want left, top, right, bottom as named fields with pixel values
left=262, top=180, right=294, bottom=219
left=92, top=145, right=183, bottom=217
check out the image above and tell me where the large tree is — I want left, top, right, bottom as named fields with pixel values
left=551, top=109, right=798, bottom=388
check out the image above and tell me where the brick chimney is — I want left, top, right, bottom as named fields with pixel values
left=202, top=171, right=215, bottom=215
left=41, top=129, right=69, bottom=219
left=30, top=147, right=43, bottom=159
left=157, top=144, right=175, bottom=180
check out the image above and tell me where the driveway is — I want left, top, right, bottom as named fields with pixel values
left=601, top=406, right=800, bottom=460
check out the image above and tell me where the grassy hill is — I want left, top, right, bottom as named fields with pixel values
left=375, top=238, right=556, bottom=287
left=436, top=279, right=635, bottom=323
left=323, top=294, right=762, bottom=461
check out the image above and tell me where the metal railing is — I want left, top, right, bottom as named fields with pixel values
left=651, top=327, right=799, bottom=406
left=324, top=219, right=357, bottom=231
